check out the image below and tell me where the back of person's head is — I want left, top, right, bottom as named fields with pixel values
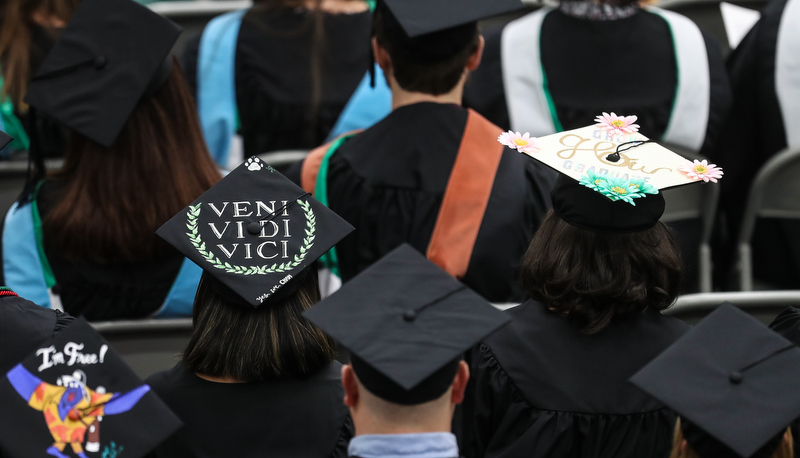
left=43, top=61, right=221, bottom=263
left=182, top=270, right=337, bottom=382
left=669, top=418, right=794, bottom=458
left=0, top=0, right=79, bottom=108
left=372, top=6, right=480, bottom=95
left=520, top=209, right=683, bottom=334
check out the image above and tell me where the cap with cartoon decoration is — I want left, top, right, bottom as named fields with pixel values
left=630, top=303, right=800, bottom=458
left=303, top=244, right=510, bottom=405
left=499, top=113, right=723, bottom=233
left=0, top=318, right=181, bottom=458
left=156, top=156, right=354, bottom=307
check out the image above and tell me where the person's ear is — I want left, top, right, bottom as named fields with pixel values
left=373, top=37, right=392, bottom=73
left=466, top=35, right=485, bottom=71
left=450, top=361, right=470, bottom=405
left=342, top=364, right=360, bottom=408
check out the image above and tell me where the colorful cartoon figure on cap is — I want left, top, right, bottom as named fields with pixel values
left=6, top=364, right=150, bottom=458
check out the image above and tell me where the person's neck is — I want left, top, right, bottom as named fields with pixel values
left=391, top=86, right=464, bottom=110
left=353, top=410, right=454, bottom=436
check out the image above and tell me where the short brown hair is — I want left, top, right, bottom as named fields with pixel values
left=182, top=270, right=337, bottom=381
left=519, top=210, right=683, bottom=334
left=373, top=8, right=480, bottom=96
left=43, top=60, right=221, bottom=263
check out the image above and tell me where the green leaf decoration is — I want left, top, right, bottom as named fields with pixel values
left=184, top=200, right=316, bottom=275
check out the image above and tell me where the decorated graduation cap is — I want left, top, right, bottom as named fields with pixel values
left=0, top=318, right=181, bottom=458
left=157, top=157, right=353, bottom=307
left=630, top=303, right=800, bottom=458
left=304, top=244, right=510, bottom=405
left=24, top=0, right=181, bottom=148
left=499, top=113, right=724, bottom=233
left=376, top=0, right=522, bottom=63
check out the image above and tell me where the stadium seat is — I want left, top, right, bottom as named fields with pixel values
left=91, top=318, right=193, bottom=379
left=736, top=146, right=800, bottom=291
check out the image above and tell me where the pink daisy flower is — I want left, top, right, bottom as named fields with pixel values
left=497, top=131, right=541, bottom=154
left=594, top=112, right=640, bottom=136
left=679, top=159, right=724, bottom=183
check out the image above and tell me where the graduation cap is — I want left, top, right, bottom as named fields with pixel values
left=499, top=114, right=724, bottom=233
left=376, top=0, right=523, bottom=63
left=630, top=303, right=800, bottom=458
left=0, top=130, right=12, bottom=152
left=0, top=318, right=181, bottom=458
left=303, top=244, right=510, bottom=405
left=157, top=157, right=354, bottom=307
left=24, top=0, right=181, bottom=148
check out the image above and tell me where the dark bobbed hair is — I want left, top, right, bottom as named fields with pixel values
left=43, top=60, right=221, bottom=263
left=373, top=7, right=480, bottom=96
left=182, top=269, right=337, bottom=381
left=520, top=210, right=683, bottom=334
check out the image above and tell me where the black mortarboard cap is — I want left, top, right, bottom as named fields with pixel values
left=0, top=319, right=181, bottom=457
left=304, top=244, right=510, bottom=405
left=157, top=157, right=354, bottom=307
left=0, top=130, right=12, bottom=152
left=25, top=0, right=180, bottom=147
left=630, top=303, right=800, bottom=458
left=377, top=0, right=522, bottom=63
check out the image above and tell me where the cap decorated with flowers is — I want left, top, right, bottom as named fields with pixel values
left=156, top=157, right=354, bottom=307
left=498, top=113, right=724, bottom=233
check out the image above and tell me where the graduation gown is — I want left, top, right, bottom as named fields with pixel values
left=146, top=363, right=353, bottom=458
left=1, top=180, right=191, bottom=320
left=459, top=299, right=689, bottom=458
left=182, top=7, right=372, bottom=156
left=287, top=102, right=556, bottom=303
left=464, top=7, right=731, bottom=158
left=0, top=289, right=74, bottom=374
left=711, top=0, right=800, bottom=289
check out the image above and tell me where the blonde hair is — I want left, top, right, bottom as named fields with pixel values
left=669, top=418, right=794, bottom=458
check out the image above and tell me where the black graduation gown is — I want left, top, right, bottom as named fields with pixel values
left=146, top=363, right=353, bottom=458
left=458, top=299, right=689, bottom=458
left=464, top=9, right=731, bottom=158
left=35, top=180, right=185, bottom=320
left=769, top=307, right=800, bottom=458
left=287, top=102, right=557, bottom=303
left=0, top=291, right=74, bottom=374
left=710, top=0, right=800, bottom=289
left=181, top=7, right=372, bottom=155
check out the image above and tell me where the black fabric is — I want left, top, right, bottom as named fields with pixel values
left=464, top=9, right=732, bottom=158
left=24, top=0, right=181, bottom=148
left=157, top=157, right=353, bottom=307
left=35, top=180, right=184, bottom=320
left=459, top=298, right=689, bottom=458
left=288, top=102, right=557, bottom=303
left=182, top=7, right=372, bottom=155
left=631, top=304, right=800, bottom=458
left=551, top=174, right=665, bottom=234
left=770, top=307, right=800, bottom=346
left=146, top=363, right=352, bottom=458
left=304, top=244, right=510, bottom=403
left=711, top=0, right=799, bottom=289
left=0, top=318, right=181, bottom=458
left=0, top=292, right=74, bottom=374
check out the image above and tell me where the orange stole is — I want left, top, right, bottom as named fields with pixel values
left=300, top=110, right=503, bottom=279
left=426, top=109, right=503, bottom=278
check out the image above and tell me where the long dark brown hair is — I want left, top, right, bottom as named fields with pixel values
left=520, top=210, right=683, bottom=334
left=182, top=270, right=337, bottom=381
left=0, top=0, right=79, bottom=108
left=43, top=61, right=221, bottom=263
left=247, top=0, right=366, bottom=143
